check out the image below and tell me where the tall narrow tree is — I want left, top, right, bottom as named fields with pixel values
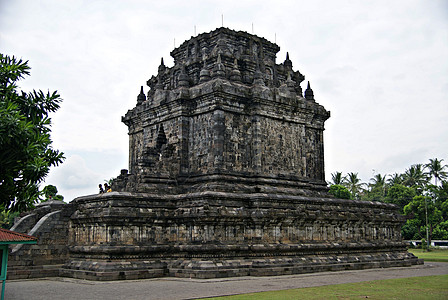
left=343, top=172, right=364, bottom=200
left=387, top=173, right=403, bottom=187
left=426, top=158, right=447, bottom=186
left=330, top=171, right=344, bottom=185
left=370, top=173, right=387, bottom=198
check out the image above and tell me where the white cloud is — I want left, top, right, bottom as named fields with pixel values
left=43, top=154, right=100, bottom=201
left=43, top=151, right=126, bottom=202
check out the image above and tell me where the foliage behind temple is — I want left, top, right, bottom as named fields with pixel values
left=329, top=158, right=448, bottom=241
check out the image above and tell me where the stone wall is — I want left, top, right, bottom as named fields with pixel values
left=7, top=201, right=75, bottom=279
left=58, top=191, right=420, bottom=280
left=67, top=193, right=405, bottom=247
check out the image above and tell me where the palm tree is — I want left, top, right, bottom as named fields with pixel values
left=343, top=172, right=364, bottom=200
left=330, top=171, right=344, bottom=185
left=387, top=173, right=402, bottom=187
left=402, top=164, right=428, bottom=191
left=371, top=173, right=386, bottom=187
left=426, top=158, right=448, bottom=186
left=370, top=173, right=387, bottom=196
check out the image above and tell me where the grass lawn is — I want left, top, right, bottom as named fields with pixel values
left=409, top=248, right=448, bottom=262
left=205, top=275, right=448, bottom=300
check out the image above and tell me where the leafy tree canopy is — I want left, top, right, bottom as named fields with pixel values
left=402, top=164, right=428, bottom=193
left=426, top=158, right=447, bottom=186
left=385, top=184, right=416, bottom=212
left=0, top=54, right=64, bottom=212
left=329, top=172, right=344, bottom=185
left=343, top=172, right=364, bottom=200
left=328, top=158, right=447, bottom=243
left=42, top=184, right=64, bottom=202
left=329, top=184, right=351, bottom=199
left=404, top=195, right=443, bottom=241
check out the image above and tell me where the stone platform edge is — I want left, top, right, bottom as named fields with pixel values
left=55, top=251, right=422, bottom=281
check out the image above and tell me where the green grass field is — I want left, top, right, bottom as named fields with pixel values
left=409, top=248, right=448, bottom=262
left=205, top=275, right=448, bottom=300
left=204, top=249, right=448, bottom=299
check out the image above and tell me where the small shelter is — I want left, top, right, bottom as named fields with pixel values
left=0, top=228, right=37, bottom=300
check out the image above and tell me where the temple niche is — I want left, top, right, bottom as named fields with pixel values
left=8, top=28, right=420, bottom=281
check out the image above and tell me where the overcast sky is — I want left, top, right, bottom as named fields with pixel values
left=1, top=0, right=447, bottom=201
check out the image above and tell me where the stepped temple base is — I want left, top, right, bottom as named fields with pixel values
left=57, top=191, right=421, bottom=281
left=61, top=247, right=420, bottom=281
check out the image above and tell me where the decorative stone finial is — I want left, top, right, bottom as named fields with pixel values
left=284, top=52, right=292, bottom=70
left=286, top=73, right=296, bottom=93
left=304, top=81, right=314, bottom=100
left=158, top=57, right=166, bottom=73
left=212, top=54, right=226, bottom=78
left=253, top=61, right=265, bottom=86
left=137, top=86, right=146, bottom=105
left=178, top=66, right=190, bottom=88
left=230, top=58, right=242, bottom=82
left=199, top=60, right=211, bottom=83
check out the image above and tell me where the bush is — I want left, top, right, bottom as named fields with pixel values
left=0, top=210, right=20, bottom=229
left=421, top=238, right=426, bottom=250
left=329, top=185, right=351, bottom=199
left=402, top=218, right=421, bottom=240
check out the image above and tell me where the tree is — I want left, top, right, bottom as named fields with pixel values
left=402, top=164, right=428, bottom=192
left=361, top=173, right=388, bottom=202
left=343, top=172, right=364, bottom=200
left=0, top=209, right=20, bottom=229
left=432, top=220, right=448, bottom=240
left=329, top=158, right=448, bottom=241
left=404, top=195, right=442, bottom=243
left=426, top=158, right=447, bottom=186
left=41, top=184, right=64, bottom=202
left=329, top=184, right=351, bottom=199
left=385, top=184, right=416, bottom=213
left=436, top=182, right=448, bottom=218
left=329, top=172, right=344, bottom=185
left=401, top=218, right=421, bottom=240
left=371, top=173, right=387, bottom=188
left=0, top=54, right=64, bottom=212
left=387, top=173, right=402, bottom=187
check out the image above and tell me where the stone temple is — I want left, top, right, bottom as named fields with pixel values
left=8, top=28, right=420, bottom=280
